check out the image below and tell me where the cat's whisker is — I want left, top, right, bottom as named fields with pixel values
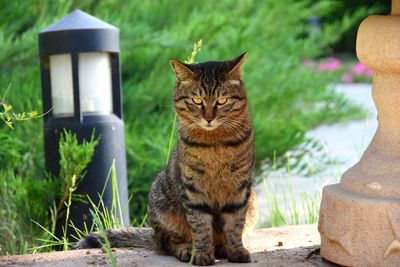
left=178, top=120, right=198, bottom=137
left=221, top=124, right=243, bottom=139
left=221, top=119, right=247, bottom=137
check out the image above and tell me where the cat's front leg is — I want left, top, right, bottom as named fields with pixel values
left=221, top=201, right=251, bottom=263
left=184, top=203, right=215, bottom=266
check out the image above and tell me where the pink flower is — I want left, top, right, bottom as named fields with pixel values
left=351, top=62, right=373, bottom=76
left=352, top=62, right=366, bottom=74
left=341, top=72, right=353, bottom=83
left=326, top=59, right=342, bottom=71
left=317, top=58, right=342, bottom=71
left=365, top=68, right=373, bottom=77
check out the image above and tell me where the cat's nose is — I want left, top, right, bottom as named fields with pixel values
left=206, top=119, right=213, bottom=123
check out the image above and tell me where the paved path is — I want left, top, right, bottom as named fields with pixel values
left=2, top=225, right=336, bottom=267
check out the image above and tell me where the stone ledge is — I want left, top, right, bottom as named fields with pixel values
left=2, top=224, right=336, bottom=266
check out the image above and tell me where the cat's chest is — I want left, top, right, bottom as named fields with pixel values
left=182, top=146, right=250, bottom=201
left=188, top=146, right=237, bottom=173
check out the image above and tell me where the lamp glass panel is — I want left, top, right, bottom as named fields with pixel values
left=79, top=52, right=113, bottom=114
left=49, top=54, right=74, bottom=116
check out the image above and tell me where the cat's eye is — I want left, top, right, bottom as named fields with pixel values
left=192, top=97, right=203, bottom=105
left=216, top=98, right=228, bottom=105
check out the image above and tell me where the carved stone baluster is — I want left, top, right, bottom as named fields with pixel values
left=319, top=1, right=400, bottom=266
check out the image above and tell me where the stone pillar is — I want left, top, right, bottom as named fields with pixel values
left=318, top=1, right=400, bottom=266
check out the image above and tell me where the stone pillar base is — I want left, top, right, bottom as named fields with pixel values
left=319, top=184, right=400, bottom=267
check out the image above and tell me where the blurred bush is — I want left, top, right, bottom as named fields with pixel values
left=324, top=0, right=389, bottom=52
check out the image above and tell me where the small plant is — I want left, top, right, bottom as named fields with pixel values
left=90, top=211, right=118, bottom=267
left=71, top=162, right=126, bottom=267
left=261, top=169, right=322, bottom=227
left=57, top=129, right=100, bottom=216
left=259, top=143, right=345, bottom=227
left=185, top=39, right=203, bottom=65
left=0, top=85, right=40, bottom=129
left=34, top=153, right=127, bottom=266
left=31, top=130, right=100, bottom=252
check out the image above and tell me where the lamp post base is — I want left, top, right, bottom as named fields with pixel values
left=44, top=114, right=130, bottom=239
left=319, top=184, right=400, bottom=267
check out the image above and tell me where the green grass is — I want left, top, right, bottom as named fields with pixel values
left=28, top=133, right=123, bottom=266
left=0, top=0, right=381, bottom=256
left=71, top=161, right=127, bottom=267
left=261, top=174, right=321, bottom=227
left=24, top=130, right=100, bottom=253
left=259, top=140, right=349, bottom=227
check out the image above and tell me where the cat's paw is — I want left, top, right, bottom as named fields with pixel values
left=194, top=251, right=215, bottom=266
left=175, top=244, right=192, bottom=262
left=227, top=247, right=251, bottom=263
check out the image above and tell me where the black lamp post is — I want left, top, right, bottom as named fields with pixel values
left=38, top=9, right=130, bottom=236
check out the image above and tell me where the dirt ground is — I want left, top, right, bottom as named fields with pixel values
left=1, top=224, right=337, bottom=267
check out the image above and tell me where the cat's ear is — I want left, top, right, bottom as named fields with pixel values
left=227, top=52, right=247, bottom=80
left=170, top=59, right=194, bottom=82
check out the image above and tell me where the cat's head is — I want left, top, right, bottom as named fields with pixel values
left=170, top=53, right=248, bottom=132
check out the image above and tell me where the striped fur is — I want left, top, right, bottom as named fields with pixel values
left=74, top=53, right=257, bottom=266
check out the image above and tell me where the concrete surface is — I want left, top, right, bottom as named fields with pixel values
left=1, top=224, right=336, bottom=267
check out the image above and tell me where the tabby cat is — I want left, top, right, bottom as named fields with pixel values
left=74, top=53, right=257, bottom=266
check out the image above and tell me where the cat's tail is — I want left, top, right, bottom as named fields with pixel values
left=72, top=227, right=155, bottom=250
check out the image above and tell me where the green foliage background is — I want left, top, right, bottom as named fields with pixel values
left=0, top=0, right=382, bottom=255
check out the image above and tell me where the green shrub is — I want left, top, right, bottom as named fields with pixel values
left=0, top=130, right=99, bottom=255
left=0, top=170, right=58, bottom=255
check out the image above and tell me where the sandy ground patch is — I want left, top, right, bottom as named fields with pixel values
left=1, top=224, right=337, bottom=266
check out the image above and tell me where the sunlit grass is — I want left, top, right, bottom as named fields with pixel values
left=258, top=141, right=337, bottom=227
